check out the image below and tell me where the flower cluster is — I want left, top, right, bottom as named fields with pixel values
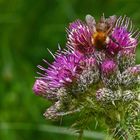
left=33, top=14, right=140, bottom=139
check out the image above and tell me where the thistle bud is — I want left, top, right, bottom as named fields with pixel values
left=121, top=65, right=140, bottom=88
left=43, top=101, right=62, bottom=120
left=68, top=57, right=100, bottom=95
left=96, top=88, right=121, bottom=102
left=117, top=49, right=135, bottom=72
left=33, top=79, right=48, bottom=97
left=122, top=90, right=136, bottom=102
left=101, top=59, right=121, bottom=89
left=78, top=57, right=100, bottom=87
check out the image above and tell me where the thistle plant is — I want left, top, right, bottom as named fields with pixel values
left=33, top=14, right=140, bottom=140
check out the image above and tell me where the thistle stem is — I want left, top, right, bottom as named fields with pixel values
left=78, top=129, right=83, bottom=140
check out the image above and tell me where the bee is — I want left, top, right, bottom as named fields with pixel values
left=85, top=14, right=118, bottom=50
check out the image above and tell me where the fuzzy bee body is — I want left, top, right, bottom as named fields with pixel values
left=92, top=31, right=108, bottom=50
left=86, top=14, right=117, bottom=50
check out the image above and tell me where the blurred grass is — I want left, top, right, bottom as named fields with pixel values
left=0, top=0, right=140, bottom=140
left=0, top=122, right=108, bottom=140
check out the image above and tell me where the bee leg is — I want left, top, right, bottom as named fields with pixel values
left=109, top=35, right=120, bottom=46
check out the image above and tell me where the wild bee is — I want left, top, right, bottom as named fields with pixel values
left=85, top=14, right=118, bottom=50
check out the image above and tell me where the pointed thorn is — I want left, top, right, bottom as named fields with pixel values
left=47, top=48, right=56, bottom=58
left=112, top=101, right=116, bottom=106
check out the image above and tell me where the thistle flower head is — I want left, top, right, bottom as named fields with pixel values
left=107, top=16, right=138, bottom=55
left=33, top=14, right=140, bottom=140
left=67, top=20, right=93, bottom=54
left=39, top=52, right=84, bottom=90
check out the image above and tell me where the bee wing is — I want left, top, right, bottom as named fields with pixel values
left=85, top=14, right=96, bottom=33
left=106, top=15, right=117, bottom=27
left=105, top=15, right=117, bottom=34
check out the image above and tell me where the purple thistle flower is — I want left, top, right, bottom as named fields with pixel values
left=37, top=52, right=84, bottom=90
left=67, top=20, right=93, bottom=54
left=107, top=16, right=138, bottom=55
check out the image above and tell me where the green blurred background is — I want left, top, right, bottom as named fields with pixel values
left=1, top=0, right=140, bottom=140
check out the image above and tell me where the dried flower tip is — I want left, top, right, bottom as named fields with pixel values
left=32, top=79, right=48, bottom=96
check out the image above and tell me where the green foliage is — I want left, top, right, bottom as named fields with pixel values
left=0, top=0, right=140, bottom=139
